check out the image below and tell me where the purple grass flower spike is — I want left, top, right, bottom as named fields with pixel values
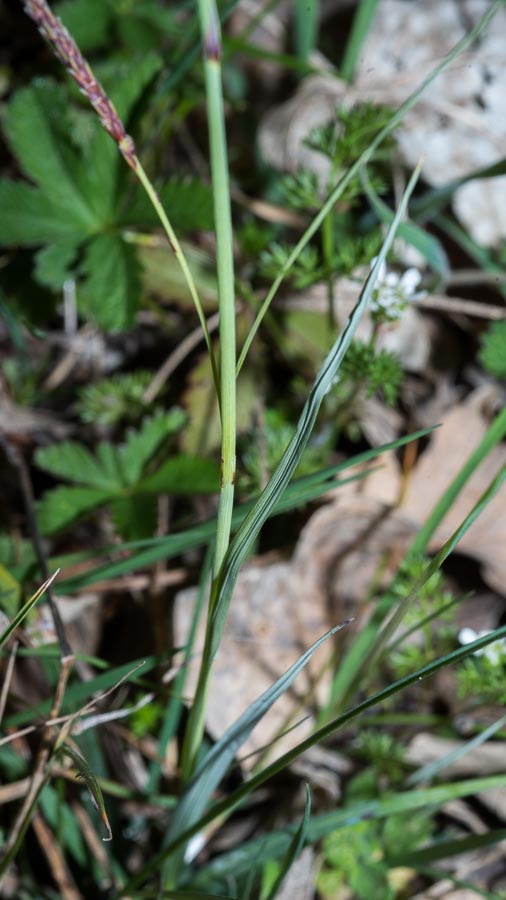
left=22, top=0, right=137, bottom=170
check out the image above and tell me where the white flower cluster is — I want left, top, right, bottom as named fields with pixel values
left=458, top=627, right=506, bottom=667
left=370, top=259, right=426, bottom=322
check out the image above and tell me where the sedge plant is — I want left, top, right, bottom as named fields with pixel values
left=3, top=1, right=506, bottom=897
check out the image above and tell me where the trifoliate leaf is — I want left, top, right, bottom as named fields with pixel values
left=137, top=455, right=220, bottom=494
left=37, top=485, right=115, bottom=534
left=35, top=441, right=121, bottom=489
left=81, top=232, right=141, bottom=330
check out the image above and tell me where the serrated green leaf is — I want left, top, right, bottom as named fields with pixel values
left=35, top=441, right=120, bottom=489
left=34, top=239, right=80, bottom=288
left=137, top=455, right=220, bottom=494
left=118, top=413, right=179, bottom=485
left=120, top=177, right=214, bottom=232
left=81, top=233, right=140, bottom=330
left=95, top=440, right=124, bottom=486
left=98, top=51, right=162, bottom=123
left=76, top=126, right=120, bottom=223
left=160, top=175, right=213, bottom=231
left=110, top=495, right=158, bottom=541
left=37, top=485, right=115, bottom=534
left=4, top=83, right=96, bottom=230
left=0, top=180, right=87, bottom=247
left=55, top=0, right=113, bottom=52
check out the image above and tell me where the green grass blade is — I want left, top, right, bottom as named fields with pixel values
left=0, top=570, right=59, bottom=648
left=3, top=654, right=157, bottom=731
left=59, top=742, right=112, bottom=841
left=340, top=0, right=379, bottom=82
left=147, top=544, right=214, bottom=795
left=122, top=626, right=506, bottom=892
left=434, top=213, right=506, bottom=301
left=210, top=165, right=421, bottom=659
left=372, top=463, right=506, bottom=663
left=406, top=714, right=506, bottom=788
left=197, top=0, right=236, bottom=582
left=387, top=829, right=506, bottom=870
left=410, top=404, right=506, bottom=556
left=169, top=774, right=506, bottom=890
left=412, top=156, right=506, bottom=221
left=179, top=166, right=421, bottom=783
left=361, top=166, right=449, bottom=273
left=294, top=0, right=319, bottom=65
left=164, top=623, right=349, bottom=881
left=263, top=784, right=311, bottom=900
left=236, top=1, right=502, bottom=373
left=324, top=457, right=506, bottom=714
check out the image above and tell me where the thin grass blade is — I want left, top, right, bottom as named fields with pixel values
left=210, top=164, right=422, bottom=658
left=164, top=622, right=350, bottom=867
left=406, top=713, right=506, bottom=788
left=263, top=783, right=311, bottom=900
left=0, top=570, right=59, bottom=647
left=184, top=775, right=506, bottom=888
left=180, top=165, right=422, bottom=781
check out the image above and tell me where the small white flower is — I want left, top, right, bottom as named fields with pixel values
left=369, top=258, right=425, bottom=321
left=458, top=627, right=506, bottom=666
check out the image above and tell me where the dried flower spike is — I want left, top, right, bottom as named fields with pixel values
left=22, top=0, right=137, bottom=171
